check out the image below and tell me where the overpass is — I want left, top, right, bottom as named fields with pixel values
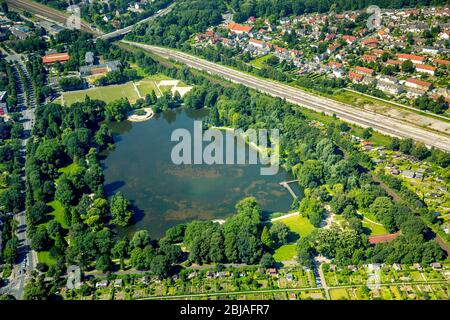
left=96, top=3, right=176, bottom=41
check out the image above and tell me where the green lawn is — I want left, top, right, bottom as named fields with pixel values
left=58, top=162, right=79, bottom=176
left=359, top=211, right=388, bottom=236
left=47, top=200, right=68, bottom=229
left=330, top=288, right=350, bottom=300
left=249, top=54, right=273, bottom=68
left=362, top=218, right=388, bottom=236
left=273, top=244, right=297, bottom=262
left=135, top=80, right=159, bottom=97
left=63, top=82, right=139, bottom=106
left=280, top=214, right=315, bottom=237
left=273, top=214, right=315, bottom=262
left=37, top=251, right=56, bottom=266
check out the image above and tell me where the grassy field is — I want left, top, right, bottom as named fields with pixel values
left=135, top=79, right=159, bottom=97
left=62, top=73, right=179, bottom=106
left=280, top=214, right=316, bottom=237
left=249, top=54, right=273, bottom=68
left=360, top=211, right=388, bottom=236
left=362, top=218, right=388, bottom=236
left=37, top=251, right=56, bottom=266
left=273, top=244, right=297, bottom=262
left=63, top=82, right=139, bottom=106
left=329, top=288, right=350, bottom=300
left=273, top=214, right=315, bottom=262
left=47, top=200, right=67, bottom=229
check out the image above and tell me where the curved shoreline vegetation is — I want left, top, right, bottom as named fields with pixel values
left=19, top=37, right=448, bottom=298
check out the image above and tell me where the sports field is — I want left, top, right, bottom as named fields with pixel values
left=63, top=82, right=139, bottom=106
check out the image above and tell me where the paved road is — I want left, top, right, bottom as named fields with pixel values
left=97, top=3, right=176, bottom=40
left=6, top=0, right=100, bottom=35
left=123, top=41, right=450, bottom=152
left=0, top=48, right=37, bottom=299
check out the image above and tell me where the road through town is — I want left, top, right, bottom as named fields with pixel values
left=123, top=41, right=450, bottom=152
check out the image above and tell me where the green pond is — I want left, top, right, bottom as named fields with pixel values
left=102, top=108, right=299, bottom=238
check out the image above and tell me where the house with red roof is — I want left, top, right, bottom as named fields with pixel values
left=227, top=23, right=252, bottom=35
left=342, top=35, right=356, bottom=44
left=355, top=66, right=374, bottom=76
left=362, top=54, right=377, bottom=62
left=361, top=38, right=378, bottom=47
left=386, top=59, right=402, bottom=66
left=397, top=53, right=425, bottom=64
left=348, top=71, right=363, bottom=83
left=404, top=78, right=432, bottom=90
left=415, top=64, right=436, bottom=75
left=433, top=59, right=450, bottom=67
left=42, top=53, right=70, bottom=64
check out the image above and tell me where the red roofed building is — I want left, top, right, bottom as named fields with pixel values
left=342, top=35, right=356, bottom=44
left=433, top=59, right=450, bottom=67
left=369, top=232, right=400, bottom=244
left=328, top=61, right=343, bottom=69
left=348, top=71, right=363, bottom=83
left=361, top=38, right=378, bottom=47
left=415, top=64, right=436, bottom=75
left=371, top=49, right=385, bottom=56
left=42, top=53, right=70, bottom=64
left=404, top=78, right=432, bottom=90
left=397, top=53, right=425, bottom=64
left=249, top=38, right=265, bottom=48
left=355, top=66, right=374, bottom=75
left=327, top=43, right=341, bottom=54
left=362, top=54, right=377, bottom=62
left=227, top=23, right=252, bottom=35
left=386, top=59, right=402, bottom=66
left=274, top=46, right=288, bottom=54
left=246, top=16, right=256, bottom=24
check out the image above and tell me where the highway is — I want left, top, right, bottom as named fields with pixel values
left=6, top=0, right=101, bottom=35
left=97, top=3, right=176, bottom=40
left=122, top=41, right=450, bottom=152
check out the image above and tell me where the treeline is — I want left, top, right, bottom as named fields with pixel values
left=0, top=116, right=24, bottom=279
left=26, top=56, right=52, bottom=104
left=59, top=77, right=85, bottom=92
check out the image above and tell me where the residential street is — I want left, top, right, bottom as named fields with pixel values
left=0, top=47, right=37, bottom=299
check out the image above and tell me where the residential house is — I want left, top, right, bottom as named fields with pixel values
left=355, top=66, right=374, bottom=76
left=421, top=46, right=441, bottom=55
left=362, top=54, right=377, bottom=62
left=10, top=25, right=30, bottom=40
left=348, top=71, right=363, bottom=83
left=433, top=59, right=450, bottom=67
left=386, top=59, right=402, bottom=66
left=402, top=170, right=415, bottom=178
left=415, top=64, right=436, bottom=75
left=430, top=262, right=442, bottom=270
left=113, top=279, right=123, bottom=287
left=227, top=23, right=252, bottom=35
left=96, top=280, right=108, bottom=288
left=397, top=53, right=425, bottom=64
left=342, top=35, right=356, bottom=44
left=404, top=78, right=432, bottom=92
